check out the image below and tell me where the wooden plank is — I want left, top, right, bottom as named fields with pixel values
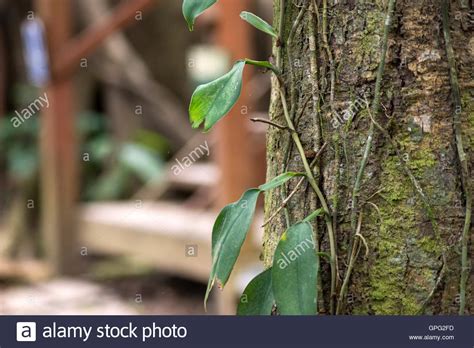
left=133, top=134, right=213, bottom=200
left=36, top=0, right=78, bottom=274
left=167, top=163, right=220, bottom=190
left=79, top=201, right=262, bottom=283
left=80, top=202, right=214, bottom=282
left=0, top=258, right=50, bottom=282
left=79, top=201, right=263, bottom=314
left=0, top=279, right=136, bottom=315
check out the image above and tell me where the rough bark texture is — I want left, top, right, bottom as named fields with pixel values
left=264, top=0, right=473, bottom=314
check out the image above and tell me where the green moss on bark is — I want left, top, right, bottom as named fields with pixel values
left=266, top=0, right=472, bottom=314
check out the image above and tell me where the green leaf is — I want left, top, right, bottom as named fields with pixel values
left=240, top=11, right=278, bottom=38
left=272, top=222, right=318, bottom=315
left=237, top=268, right=275, bottom=315
left=258, top=172, right=305, bottom=192
left=7, top=146, right=38, bottom=182
left=86, top=166, right=130, bottom=200
left=303, top=208, right=324, bottom=222
left=190, top=60, right=245, bottom=131
left=134, top=129, right=170, bottom=156
left=119, top=143, right=163, bottom=182
left=85, top=136, right=113, bottom=163
left=244, top=59, right=280, bottom=75
left=182, top=0, right=218, bottom=31
left=205, top=189, right=260, bottom=307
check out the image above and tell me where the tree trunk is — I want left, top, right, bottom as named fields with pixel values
left=265, top=0, right=473, bottom=315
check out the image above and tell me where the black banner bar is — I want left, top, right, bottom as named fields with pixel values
left=3, top=316, right=473, bottom=347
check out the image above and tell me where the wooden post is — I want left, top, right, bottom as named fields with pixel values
left=214, top=0, right=256, bottom=206
left=33, top=0, right=158, bottom=274
left=213, top=0, right=265, bottom=314
left=36, top=0, right=79, bottom=274
left=0, top=19, right=6, bottom=117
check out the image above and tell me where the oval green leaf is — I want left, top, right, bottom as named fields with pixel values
left=182, top=0, right=217, bottom=31
left=237, top=268, right=275, bottom=315
left=190, top=60, right=245, bottom=132
left=240, top=11, right=278, bottom=38
left=205, top=189, right=260, bottom=307
left=258, top=172, right=305, bottom=192
left=272, top=222, right=318, bottom=315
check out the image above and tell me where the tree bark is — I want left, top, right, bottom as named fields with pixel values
left=265, top=0, right=473, bottom=315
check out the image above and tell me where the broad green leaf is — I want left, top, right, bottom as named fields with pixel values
left=237, top=268, right=275, bottom=315
left=258, top=172, right=305, bottom=192
left=205, top=189, right=260, bottom=307
left=182, top=0, right=217, bottom=31
left=190, top=60, right=245, bottom=131
left=240, top=11, right=278, bottom=38
left=272, top=222, right=318, bottom=315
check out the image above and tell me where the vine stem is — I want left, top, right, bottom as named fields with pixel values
left=349, top=0, right=396, bottom=241
left=251, top=117, right=289, bottom=130
left=365, top=98, right=431, bottom=210
left=278, top=85, right=338, bottom=314
left=322, top=0, right=335, bottom=111
left=274, top=0, right=337, bottom=314
left=262, top=176, right=305, bottom=227
left=365, top=98, right=446, bottom=284
left=418, top=262, right=446, bottom=314
left=339, top=0, right=395, bottom=313
left=274, top=0, right=293, bottom=229
left=441, top=0, right=472, bottom=315
left=336, top=212, right=363, bottom=314
left=365, top=99, right=449, bottom=297
left=308, top=0, right=324, bottom=157
left=276, top=0, right=286, bottom=69
left=287, top=3, right=307, bottom=120
left=262, top=143, right=327, bottom=228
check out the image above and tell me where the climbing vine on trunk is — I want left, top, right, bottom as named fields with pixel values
left=180, top=0, right=472, bottom=315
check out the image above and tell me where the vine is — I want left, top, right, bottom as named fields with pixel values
left=441, top=0, right=472, bottom=315
left=180, top=0, right=466, bottom=316
left=334, top=0, right=396, bottom=313
left=349, top=0, right=395, bottom=239
left=182, top=0, right=334, bottom=314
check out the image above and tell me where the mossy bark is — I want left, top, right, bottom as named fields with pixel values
left=264, top=0, right=473, bottom=314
